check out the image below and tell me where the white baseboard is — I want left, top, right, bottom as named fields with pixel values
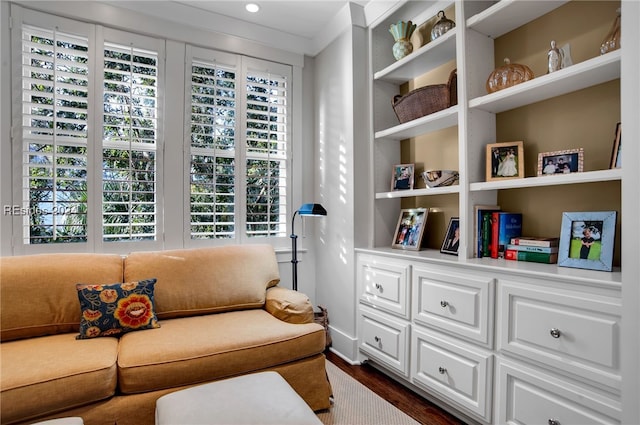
left=326, top=325, right=360, bottom=363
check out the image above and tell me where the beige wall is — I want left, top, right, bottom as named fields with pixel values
left=400, top=1, right=622, bottom=262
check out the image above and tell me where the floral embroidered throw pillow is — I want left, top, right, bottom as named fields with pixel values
left=76, top=278, right=160, bottom=339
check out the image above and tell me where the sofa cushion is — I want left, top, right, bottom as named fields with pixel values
left=265, top=286, right=314, bottom=324
left=0, top=253, right=124, bottom=342
left=0, top=333, right=118, bottom=424
left=123, top=245, right=280, bottom=319
left=76, top=279, right=160, bottom=339
left=117, top=309, right=325, bottom=394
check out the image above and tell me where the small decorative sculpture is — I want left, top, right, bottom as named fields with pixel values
left=548, top=40, right=562, bottom=73
left=389, top=20, right=417, bottom=61
left=430, top=10, right=455, bottom=41
left=486, top=58, right=534, bottom=94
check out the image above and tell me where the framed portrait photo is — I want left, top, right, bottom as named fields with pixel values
left=558, top=211, right=617, bottom=272
left=391, top=164, right=414, bottom=191
left=440, top=217, right=460, bottom=255
left=537, top=148, right=584, bottom=176
left=486, top=141, right=524, bottom=182
left=392, top=208, right=428, bottom=251
left=609, top=122, right=621, bottom=169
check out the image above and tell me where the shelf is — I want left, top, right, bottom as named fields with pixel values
left=375, top=105, right=458, bottom=141
left=356, top=247, right=622, bottom=290
left=374, top=28, right=457, bottom=83
left=467, top=0, right=569, bottom=39
left=470, top=169, right=622, bottom=192
left=469, top=51, right=621, bottom=114
left=376, top=185, right=460, bottom=199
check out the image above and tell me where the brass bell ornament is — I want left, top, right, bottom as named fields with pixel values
left=431, top=10, right=455, bottom=41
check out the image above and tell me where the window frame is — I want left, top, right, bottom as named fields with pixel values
left=184, top=47, right=293, bottom=249
left=8, top=5, right=300, bottom=255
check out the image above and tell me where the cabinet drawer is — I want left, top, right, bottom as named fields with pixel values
left=359, top=305, right=410, bottom=376
left=413, top=266, right=494, bottom=347
left=412, top=327, right=493, bottom=421
left=357, top=254, right=410, bottom=319
left=498, top=281, right=621, bottom=390
left=496, top=358, right=620, bottom=425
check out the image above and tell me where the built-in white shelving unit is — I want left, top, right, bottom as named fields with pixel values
left=358, top=1, right=636, bottom=424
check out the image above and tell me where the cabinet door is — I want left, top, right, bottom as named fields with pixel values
left=359, top=305, right=410, bottom=377
left=412, top=326, right=493, bottom=421
left=496, top=357, right=621, bottom=425
left=357, top=254, right=410, bottom=319
left=413, top=266, right=494, bottom=347
left=497, top=281, right=621, bottom=391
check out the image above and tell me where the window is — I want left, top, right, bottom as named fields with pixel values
left=10, top=7, right=293, bottom=253
left=102, top=42, right=159, bottom=242
left=187, top=48, right=291, bottom=242
left=244, top=64, right=289, bottom=238
left=13, top=9, right=164, bottom=252
left=19, top=24, right=90, bottom=244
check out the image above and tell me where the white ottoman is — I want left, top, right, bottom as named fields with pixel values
left=155, top=371, right=323, bottom=425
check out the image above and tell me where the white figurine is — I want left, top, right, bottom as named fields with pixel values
left=548, top=40, right=562, bottom=73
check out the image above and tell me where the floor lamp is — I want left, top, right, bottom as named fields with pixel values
left=290, top=203, right=327, bottom=291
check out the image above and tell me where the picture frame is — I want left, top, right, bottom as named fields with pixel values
left=486, top=141, right=525, bottom=181
left=558, top=211, right=617, bottom=272
left=440, top=217, right=460, bottom=255
left=609, top=122, right=621, bottom=169
left=392, top=208, right=428, bottom=250
left=537, top=148, right=584, bottom=176
left=391, top=164, right=414, bottom=191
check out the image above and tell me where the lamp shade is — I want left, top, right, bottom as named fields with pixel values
left=297, top=203, right=327, bottom=217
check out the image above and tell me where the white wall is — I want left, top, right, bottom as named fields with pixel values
left=313, top=23, right=367, bottom=362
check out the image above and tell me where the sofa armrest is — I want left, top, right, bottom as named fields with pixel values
left=265, top=287, right=314, bottom=324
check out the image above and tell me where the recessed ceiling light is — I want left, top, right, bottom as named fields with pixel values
left=245, top=3, right=260, bottom=13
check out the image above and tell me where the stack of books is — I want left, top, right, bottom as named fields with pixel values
left=474, top=205, right=523, bottom=259
left=505, top=237, right=560, bottom=264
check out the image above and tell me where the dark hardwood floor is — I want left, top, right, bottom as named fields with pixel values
left=325, top=350, right=467, bottom=425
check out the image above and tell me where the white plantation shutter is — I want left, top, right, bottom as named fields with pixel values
left=20, top=24, right=90, bottom=244
left=188, top=50, right=238, bottom=239
left=187, top=51, right=291, bottom=242
left=245, top=62, right=290, bottom=238
left=102, top=42, right=159, bottom=242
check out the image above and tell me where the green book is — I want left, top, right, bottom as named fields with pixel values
left=505, top=249, right=558, bottom=264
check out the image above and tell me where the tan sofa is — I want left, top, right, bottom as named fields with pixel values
left=0, top=245, right=332, bottom=425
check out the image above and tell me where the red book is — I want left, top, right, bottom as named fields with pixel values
left=491, top=212, right=523, bottom=259
left=510, top=236, right=560, bottom=247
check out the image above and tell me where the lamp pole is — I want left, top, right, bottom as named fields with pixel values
left=290, top=204, right=326, bottom=292
left=290, top=210, right=300, bottom=291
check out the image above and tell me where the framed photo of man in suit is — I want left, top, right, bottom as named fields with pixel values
left=441, top=217, right=460, bottom=255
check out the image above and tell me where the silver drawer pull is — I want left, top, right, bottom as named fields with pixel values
left=548, top=419, right=560, bottom=425
left=440, top=300, right=449, bottom=307
left=374, top=283, right=382, bottom=291
left=549, top=328, right=562, bottom=338
left=374, top=336, right=381, bottom=343
left=438, top=367, right=447, bottom=374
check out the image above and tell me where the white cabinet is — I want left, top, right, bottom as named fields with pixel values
left=413, top=265, right=494, bottom=348
left=356, top=249, right=622, bottom=424
left=357, top=254, right=411, bottom=319
left=412, top=326, right=493, bottom=421
left=497, top=281, right=621, bottom=391
left=359, top=304, right=410, bottom=377
left=357, top=254, right=411, bottom=376
left=496, top=358, right=621, bottom=425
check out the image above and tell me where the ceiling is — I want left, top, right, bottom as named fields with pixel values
left=100, top=0, right=375, bottom=56
left=171, top=1, right=368, bottom=39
